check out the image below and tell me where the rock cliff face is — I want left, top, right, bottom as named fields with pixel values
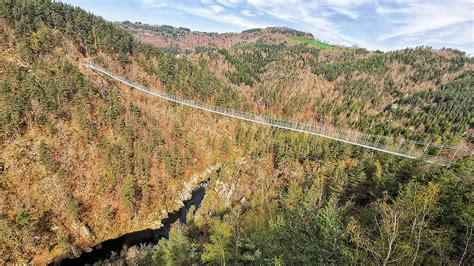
left=213, top=179, right=236, bottom=207
left=147, top=164, right=218, bottom=230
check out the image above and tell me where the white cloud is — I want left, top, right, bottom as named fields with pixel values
left=325, top=0, right=374, bottom=19
left=241, top=9, right=255, bottom=17
left=216, top=0, right=242, bottom=7
left=137, top=0, right=474, bottom=53
left=210, top=4, right=224, bottom=13
left=139, top=0, right=167, bottom=8
left=325, top=0, right=373, bottom=6
left=241, top=0, right=373, bottom=47
left=377, top=0, right=473, bottom=41
left=173, top=3, right=267, bottom=29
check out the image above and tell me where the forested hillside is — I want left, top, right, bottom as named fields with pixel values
left=0, top=1, right=472, bottom=265
left=124, top=21, right=314, bottom=54
left=200, top=41, right=473, bottom=144
left=0, top=1, right=243, bottom=263
left=125, top=22, right=473, bottom=144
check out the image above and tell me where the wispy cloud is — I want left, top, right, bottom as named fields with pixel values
left=139, top=0, right=167, bottom=8
left=134, top=0, right=473, bottom=53
left=377, top=0, right=473, bottom=41
left=140, top=0, right=267, bottom=29
left=325, top=0, right=374, bottom=20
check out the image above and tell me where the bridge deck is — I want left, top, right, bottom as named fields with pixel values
left=86, top=62, right=473, bottom=166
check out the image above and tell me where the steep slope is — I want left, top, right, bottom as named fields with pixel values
left=204, top=42, right=473, bottom=144
left=0, top=1, right=472, bottom=265
left=131, top=25, right=473, bottom=144
left=0, top=1, right=246, bottom=263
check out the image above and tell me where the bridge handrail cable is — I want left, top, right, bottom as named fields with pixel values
left=85, top=62, right=473, bottom=165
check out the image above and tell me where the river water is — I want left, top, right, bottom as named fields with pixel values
left=53, top=181, right=208, bottom=265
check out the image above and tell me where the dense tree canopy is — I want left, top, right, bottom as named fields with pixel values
left=0, top=1, right=472, bottom=264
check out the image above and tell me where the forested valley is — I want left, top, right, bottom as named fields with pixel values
left=0, top=1, right=472, bottom=265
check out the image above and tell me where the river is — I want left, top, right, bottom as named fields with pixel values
left=53, top=181, right=208, bottom=265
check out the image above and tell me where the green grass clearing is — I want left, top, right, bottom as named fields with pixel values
left=290, top=36, right=334, bottom=49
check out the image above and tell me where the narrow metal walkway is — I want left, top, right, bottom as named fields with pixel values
left=86, top=62, right=473, bottom=165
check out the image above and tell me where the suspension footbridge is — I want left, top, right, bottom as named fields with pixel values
left=86, top=62, right=473, bottom=165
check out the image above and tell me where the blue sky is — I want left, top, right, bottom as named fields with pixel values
left=62, top=0, right=473, bottom=54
